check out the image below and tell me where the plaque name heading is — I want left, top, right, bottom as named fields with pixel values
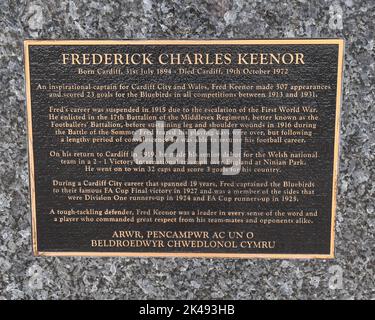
left=60, top=51, right=306, bottom=65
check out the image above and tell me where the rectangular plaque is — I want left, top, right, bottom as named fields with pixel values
left=24, top=39, right=344, bottom=258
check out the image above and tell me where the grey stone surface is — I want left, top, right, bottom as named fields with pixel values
left=0, top=0, right=374, bottom=300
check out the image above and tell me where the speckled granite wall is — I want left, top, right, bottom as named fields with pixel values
left=0, top=0, right=374, bottom=300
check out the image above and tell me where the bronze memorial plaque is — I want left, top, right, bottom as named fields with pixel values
left=24, top=39, right=344, bottom=258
